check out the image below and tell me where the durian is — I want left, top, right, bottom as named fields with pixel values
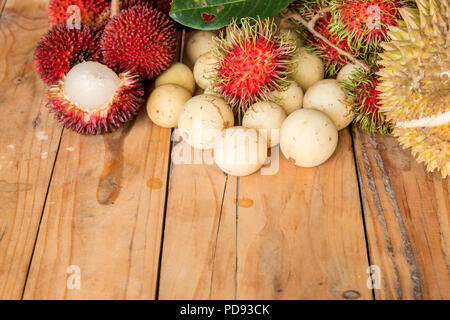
left=377, top=0, right=450, bottom=178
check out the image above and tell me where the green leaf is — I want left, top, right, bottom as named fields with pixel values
left=170, top=0, right=294, bottom=30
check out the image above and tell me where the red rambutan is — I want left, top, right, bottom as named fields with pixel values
left=47, top=61, right=144, bottom=135
left=100, top=5, right=177, bottom=79
left=214, top=18, right=296, bottom=110
left=342, top=69, right=391, bottom=135
left=301, top=11, right=359, bottom=77
left=47, top=0, right=111, bottom=27
left=329, top=0, right=402, bottom=51
left=122, top=0, right=154, bottom=9
left=155, top=0, right=172, bottom=15
left=34, top=23, right=101, bottom=85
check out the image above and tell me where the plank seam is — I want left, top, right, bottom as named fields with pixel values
left=208, top=174, right=229, bottom=298
left=20, top=127, right=65, bottom=299
left=350, top=127, right=377, bottom=300
left=355, top=130, right=403, bottom=299
left=367, top=134, right=423, bottom=299
left=155, top=29, right=185, bottom=300
left=234, top=176, right=240, bottom=300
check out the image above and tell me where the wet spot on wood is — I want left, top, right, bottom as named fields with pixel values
left=147, top=178, right=163, bottom=190
left=238, top=198, right=254, bottom=208
left=97, top=123, right=132, bottom=205
left=342, top=290, right=361, bottom=299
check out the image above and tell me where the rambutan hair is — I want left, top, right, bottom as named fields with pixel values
left=48, top=70, right=144, bottom=135
left=34, top=24, right=101, bottom=85
left=47, top=0, right=111, bottom=27
left=122, top=0, right=154, bottom=9
left=100, top=5, right=177, bottom=79
left=307, top=13, right=358, bottom=76
left=155, top=0, right=172, bottom=15
left=214, top=18, right=296, bottom=111
left=342, top=69, right=391, bottom=135
left=329, top=0, right=403, bottom=52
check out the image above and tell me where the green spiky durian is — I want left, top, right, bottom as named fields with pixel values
left=377, top=0, right=450, bottom=178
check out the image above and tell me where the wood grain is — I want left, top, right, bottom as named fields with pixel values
left=23, top=110, right=172, bottom=299
left=353, top=127, right=450, bottom=300
left=0, top=0, right=7, bottom=17
left=236, top=129, right=372, bottom=299
left=158, top=143, right=237, bottom=299
left=0, top=0, right=61, bottom=299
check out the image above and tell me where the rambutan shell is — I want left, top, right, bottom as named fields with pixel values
left=47, top=0, right=111, bottom=27
left=34, top=24, right=101, bottom=85
left=100, top=5, right=177, bottom=79
left=47, top=63, right=144, bottom=135
left=214, top=19, right=296, bottom=110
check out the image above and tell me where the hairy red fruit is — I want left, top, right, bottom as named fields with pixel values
left=48, top=68, right=144, bottom=135
left=307, top=13, right=358, bottom=76
left=122, top=0, right=154, bottom=9
left=334, top=0, right=401, bottom=45
left=100, top=5, right=177, bottom=79
left=34, top=24, right=101, bottom=85
left=47, top=0, right=110, bottom=27
left=155, top=0, right=172, bottom=15
left=215, top=19, right=295, bottom=110
left=343, top=71, right=391, bottom=135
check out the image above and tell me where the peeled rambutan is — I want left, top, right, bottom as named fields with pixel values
left=47, top=61, right=144, bottom=135
left=342, top=69, right=391, bottom=135
left=214, top=18, right=296, bottom=110
left=34, top=24, right=101, bottom=85
left=100, top=5, right=177, bottom=80
left=329, top=0, right=402, bottom=52
left=47, top=0, right=111, bottom=27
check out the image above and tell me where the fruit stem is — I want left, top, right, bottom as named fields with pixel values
left=282, top=9, right=371, bottom=72
left=111, top=0, right=122, bottom=17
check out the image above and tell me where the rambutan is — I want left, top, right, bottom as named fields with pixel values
left=307, top=13, right=359, bottom=76
left=329, top=0, right=403, bottom=52
left=47, top=0, right=111, bottom=27
left=214, top=18, right=296, bottom=111
left=155, top=0, right=172, bottom=15
left=100, top=5, right=177, bottom=79
left=342, top=69, right=391, bottom=135
left=47, top=61, right=144, bottom=135
left=34, top=24, right=101, bottom=85
left=122, top=0, right=154, bottom=9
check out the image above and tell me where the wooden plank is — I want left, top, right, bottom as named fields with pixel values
left=23, top=111, right=172, bottom=299
left=0, top=0, right=62, bottom=299
left=236, top=129, right=372, bottom=299
left=0, top=0, right=7, bottom=17
left=352, top=127, right=450, bottom=300
left=158, top=143, right=237, bottom=299
left=158, top=30, right=236, bottom=300
left=22, top=30, right=184, bottom=299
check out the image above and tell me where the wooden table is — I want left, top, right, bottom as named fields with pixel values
left=0, top=0, right=449, bottom=300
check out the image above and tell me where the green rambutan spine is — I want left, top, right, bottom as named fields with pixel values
left=213, top=18, right=297, bottom=113
left=342, top=68, right=392, bottom=135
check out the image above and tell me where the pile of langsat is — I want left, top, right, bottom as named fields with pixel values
left=148, top=18, right=354, bottom=176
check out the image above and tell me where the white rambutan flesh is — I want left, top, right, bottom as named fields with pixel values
left=48, top=61, right=145, bottom=135
left=64, top=62, right=122, bottom=112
